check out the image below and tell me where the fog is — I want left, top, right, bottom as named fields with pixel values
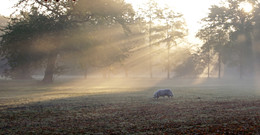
left=1, top=0, right=260, bottom=134
left=0, top=0, right=260, bottom=106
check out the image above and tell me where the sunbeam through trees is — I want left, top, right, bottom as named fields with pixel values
left=0, top=0, right=260, bottom=134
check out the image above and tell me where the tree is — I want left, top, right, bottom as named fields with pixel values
left=197, top=25, right=230, bottom=79
left=75, top=25, right=134, bottom=78
left=197, top=0, right=255, bottom=79
left=137, top=0, right=163, bottom=78
left=0, top=9, right=60, bottom=79
left=138, top=1, right=187, bottom=78
left=161, top=7, right=187, bottom=79
left=3, top=0, right=135, bottom=83
left=0, top=15, right=8, bottom=75
left=252, top=1, right=260, bottom=78
left=173, top=48, right=207, bottom=78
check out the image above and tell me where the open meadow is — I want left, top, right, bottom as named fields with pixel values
left=2, top=0, right=260, bottom=134
left=0, top=78, right=260, bottom=134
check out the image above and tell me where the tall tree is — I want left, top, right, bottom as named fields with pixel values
left=162, top=7, right=187, bottom=79
left=173, top=47, right=207, bottom=78
left=138, top=0, right=162, bottom=78
left=197, top=0, right=255, bottom=79
left=197, top=26, right=229, bottom=79
left=5, top=0, right=135, bottom=83
left=252, top=1, right=260, bottom=78
left=0, top=9, right=61, bottom=79
left=138, top=2, right=187, bottom=78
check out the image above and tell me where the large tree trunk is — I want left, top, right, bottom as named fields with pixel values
left=42, top=51, right=58, bottom=83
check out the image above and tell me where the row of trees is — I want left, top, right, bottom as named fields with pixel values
left=0, top=0, right=191, bottom=83
left=197, top=0, right=260, bottom=79
left=0, top=0, right=139, bottom=83
left=2, top=0, right=260, bottom=83
left=136, top=0, right=188, bottom=79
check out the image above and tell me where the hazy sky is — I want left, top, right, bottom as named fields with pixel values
left=0, top=0, right=17, bottom=17
left=0, top=0, right=221, bottom=44
left=125, top=0, right=221, bottom=43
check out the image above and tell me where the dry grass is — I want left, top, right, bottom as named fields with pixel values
left=0, top=79, right=260, bottom=134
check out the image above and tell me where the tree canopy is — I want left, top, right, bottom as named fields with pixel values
left=0, top=0, right=136, bottom=83
left=197, top=0, right=260, bottom=79
left=2, top=0, right=260, bottom=81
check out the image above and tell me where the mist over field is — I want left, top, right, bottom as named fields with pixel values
left=0, top=78, right=260, bottom=134
left=1, top=0, right=260, bottom=134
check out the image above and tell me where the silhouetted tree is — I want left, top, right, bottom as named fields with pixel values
left=197, top=0, right=255, bottom=79
left=197, top=26, right=229, bottom=78
left=137, top=0, right=163, bottom=78
left=3, top=0, right=135, bottom=83
left=174, top=48, right=206, bottom=78
left=138, top=2, right=187, bottom=79
left=161, top=7, right=187, bottom=79
left=0, top=9, right=63, bottom=79
left=252, top=2, right=260, bottom=78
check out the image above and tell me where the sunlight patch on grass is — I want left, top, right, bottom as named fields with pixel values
left=1, top=79, right=260, bottom=109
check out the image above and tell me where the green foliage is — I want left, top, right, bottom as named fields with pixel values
left=0, top=0, right=136, bottom=81
left=0, top=8, right=74, bottom=79
left=197, top=0, right=258, bottom=78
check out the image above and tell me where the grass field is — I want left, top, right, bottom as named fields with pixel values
left=0, top=79, right=260, bottom=134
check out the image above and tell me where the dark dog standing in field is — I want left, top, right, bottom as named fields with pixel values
left=153, top=89, right=174, bottom=99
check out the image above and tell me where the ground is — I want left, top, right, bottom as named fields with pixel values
left=0, top=78, right=260, bottom=134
